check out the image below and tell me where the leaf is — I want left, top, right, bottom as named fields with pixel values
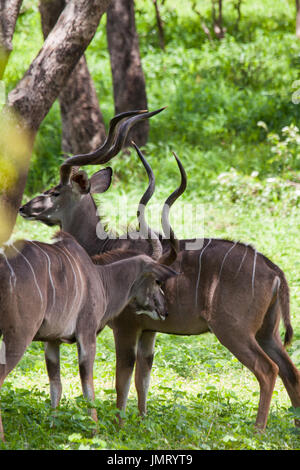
left=78, top=444, right=91, bottom=450
left=68, top=433, right=82, bottom=443
left=222, top=434, right=238, bottom=443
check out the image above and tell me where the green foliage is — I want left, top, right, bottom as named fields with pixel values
left=266, top=123, right=300, bottom=174
left=3, top=0, right=300, bottom=196
left=26, top=102, right=64, bottom=194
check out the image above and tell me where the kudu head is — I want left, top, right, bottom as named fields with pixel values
left=19, top=166, right=113, bottom=228
left=128, top=254, right=178, bottom=320
left=19, top=108, right=165, bottom=228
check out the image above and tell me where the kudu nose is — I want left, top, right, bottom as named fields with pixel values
left=158, top=310, right=168, bottom=321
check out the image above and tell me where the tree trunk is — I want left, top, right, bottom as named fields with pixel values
left=106, top=0, right=149, bottom=147
left=8, top=0, right=110, bottom=131
left=296, top=0, right=300, bottom=39
left=0, top=0, right=110, bottom=244
left=152, top=0, right=165, bottom=51
left=0, top=0, right=23, bottom=79
left=39, top=0, right=106, bottom=154
left=212, top=0, right=225, bottom=39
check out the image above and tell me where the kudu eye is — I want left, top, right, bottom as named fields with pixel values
left=156, top=280, right=164, bottom=290
left=52, top=192, right=60, bottom=198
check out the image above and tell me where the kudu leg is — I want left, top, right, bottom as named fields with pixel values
left=0, top=375, right=5, bottom=442
left=135, top=331, right=157, bottom=416
left=76, top=334, right=98, bottom=424
left=45, top=341, right=62, bottom=409
left=258, top=331, right=300, bottom=426
left=0, top=333, right=33, bottom=440
left=113, top=327, right=139, bottom=423
left=209, top=322, right=279, bottom=431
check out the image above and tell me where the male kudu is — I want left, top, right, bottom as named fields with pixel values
left=20, top=110, right=300, bottom=431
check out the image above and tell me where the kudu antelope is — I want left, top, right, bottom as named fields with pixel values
left=0, top=160, right=179, bottom=441
left=20, top=110, right=300, bottom=431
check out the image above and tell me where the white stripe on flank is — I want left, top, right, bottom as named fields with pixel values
left=195, top=238, right=212, bottom=308
left=202, top=241, right=238, bottom=309
left=11, top=243, right=44, bottom=306
left=53, top=245, right=69, bottom=314
left=55, top=245, right=79, bottom=315
left=218, top=241, right=238, bottom=278
left=63, top=246, right=84, bottom=312
left=0, top=248, right=17, bottom=292
left=252, top=249, right=257, bottom=297
left=234, top=244, right=249, bottom=279
left=30, top=242, right=56, bottom=311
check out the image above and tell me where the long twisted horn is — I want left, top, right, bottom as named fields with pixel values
left=62, top=110, right=146, bottom=183
left=132, top=141, right=163, bottom=261
left=60, top=109, right=145, bottom=184
left=159, top=152, right=187, bottom=265
left=60, top=107, right=166, bottom=184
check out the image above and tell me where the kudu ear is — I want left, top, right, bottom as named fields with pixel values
left=71, top=170, right=90, bottom=194
left=90, top=168, right=113, bottom=194
left=144, top=262, right=179, bottom=283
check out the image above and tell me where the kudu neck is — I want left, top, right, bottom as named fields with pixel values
left=60, top=194, right=161, bottom=258
left=98, top=259, right=139, bottom=325
left=61, top=194, right=107, bottom=256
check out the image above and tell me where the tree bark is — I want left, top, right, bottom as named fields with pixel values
left=0, top=0, right=23, bottom=79
left=296, top=0, right=300, bottom=39
left=212, top=0, right=225, bottom=39
left=8, top=0, right=110, bottom=131
left=0, top=0, right=110, bottom=244
left=39, top=0, right=106, bottom=154
left=106, top=0, right=149, bottom=147
left=152, top=0, right=165, bottom=51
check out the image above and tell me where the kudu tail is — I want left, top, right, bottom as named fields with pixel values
left=279, top=274, right=293, bottom=348
left=265, top=257, right=293, bottom=348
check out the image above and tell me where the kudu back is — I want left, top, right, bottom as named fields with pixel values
left=20, top=110, right=300, bottom=431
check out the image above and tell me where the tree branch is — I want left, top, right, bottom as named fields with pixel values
left=106, top=0, right=149, bottom=147
left=152, top=0, right=165, bottom=51
left=8, top=0, right=110, bottom=131
left=0, top=0, right=111, bottom=244
left=39, top=0, right=106, bottom=154
left=191, top=1, right=213, bottom=43
left=296, top=0, right=300, bottom=38
left=0, top=0, right=23, bottom=78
